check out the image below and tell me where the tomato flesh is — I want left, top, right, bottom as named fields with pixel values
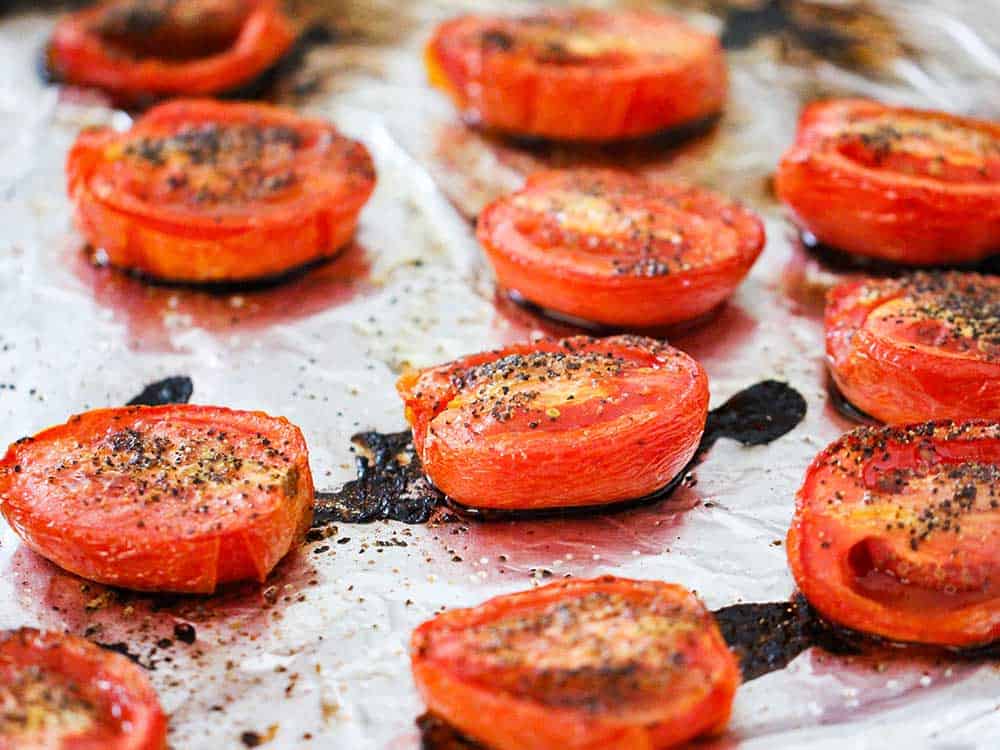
left=477, top=170, right=765, bottom=329
left=411, top=577, right=739, bottom=750
left=776, top=99, right=1000, bottom=265
left=788, top=421, right=1000, bottom=646
left=48, top=0, right=295, bottom=105
left=826, top=272, right=1000, bottom=424
left=0, top=628, right=167, bottom=750
left=0, top=405, right=314, bottom=594
left=396, top=335, right=708, bottom=510
left=426, top=10, right=727, bottom=142
left=67, top=99, right=376, bottom=283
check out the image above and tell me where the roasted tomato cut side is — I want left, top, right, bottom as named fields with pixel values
left=396, top=335, right=708, bottom=510
left=788, top=421, right=1000, bottom=647
left=0, top=404, right=314, bottom=594
left=426, top=10, right=727, bottom=142
left=478, top=169, right=765, bottom=329
left=47, top=0, right=295, bottom=105
left=412, top=577, right=739, bottom=750
left=826, top=272, right=1000, bottom=424
left=66, top=99, right=376, bottom=284
left=776, top=99, right=1000, bottom=265
left=0, top=628, right=167, bottom=750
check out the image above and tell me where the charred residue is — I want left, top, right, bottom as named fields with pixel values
left=720, top=0, right=903, bottom=73
left=126, top=375, right=193, bottom=406
left=701, top=380, right=807, bottom=452
left=312, top=431, right=445, bottom=526
left=713, top=594, right=861, bottom=681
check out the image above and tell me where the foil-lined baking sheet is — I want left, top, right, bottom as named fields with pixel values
left=1, top=1, right=1000, bottom=748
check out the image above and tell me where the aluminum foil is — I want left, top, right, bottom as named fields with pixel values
left=1, top=1, right=1000, bottom=748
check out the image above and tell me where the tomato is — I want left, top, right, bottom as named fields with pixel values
left=426, top=9, right=727, bottom=142
left=66, top=99, right=376, bottom=284
left=396, top=335, right=708, bottom=511
left=826, top=272, right=1000, bottom=424
left=0, top=628, right=167, bottom=750
left=0, top=404, right=314, bottom=594
left=47, top=0, right=295, bottom=106
left=477, top=169, right=765, bottom=329
left=411, top=577, right=739, bottom=750
left=776, top=99, right=1000, bottom=265
left=788, top=420, right=1000, bottom=647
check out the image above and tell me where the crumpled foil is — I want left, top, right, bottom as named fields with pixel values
left=1, top=1, right=999, bottom=748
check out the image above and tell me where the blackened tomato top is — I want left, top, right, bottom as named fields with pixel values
left=397, top=335, right=708, bottom=510
left=826, top=272, right=1000, bottom=423
left=788, top=420, right=1000, bottom=646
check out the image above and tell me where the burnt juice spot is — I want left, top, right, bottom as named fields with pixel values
left=712, top=595, right=861, bottom=682
left=700, top=380, right=807, bottom=451
left=312, top=431, right=444, bottom=526
left=418, top=713, right=484, bottom=750
left=126, top=375, right=194, bottom=406
left=312, top=382, right=805, bottom=526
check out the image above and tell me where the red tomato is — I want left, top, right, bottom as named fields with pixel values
left=426, top=9, right=727, bottom=142
left=0, top=404, right=314, bottom=594
left=66, top=99, right=376, bottom=284
left=776, top=99, right=1000, bottom=265
left=412, top=577, right=739, bottom=750
left=0, top=628, right=167, bottom=750
left=47, top=0, right=295, bottom=106
left=827, top=272, right=1000, bottom=424
left=396, top=335, right=708, bottom=511
left=477, top=169, right=765, bottom=329
left=788, top=420, right=1000, bottom=647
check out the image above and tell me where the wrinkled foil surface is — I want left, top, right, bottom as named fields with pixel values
left=1, top=1, right=1000, bottom=748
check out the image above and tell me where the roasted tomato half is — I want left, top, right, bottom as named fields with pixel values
left=66, top=99, right=376, bottom=284
left=47, top=0, right=295, bottom=105
left=412, top=577, right=739, bottom=750
left=827, top=272, right=1000, bottom=424
left=426, top=9, right=727, bottom=142
left=788, top=421, right=1000, bottom=647
left=477, top=169, right=765, bottom=329
left=776, top=99, right=1000, bottom=265
left=0, top=628, right=167, bottom=750
left=396, top=335, right=708, bottom=511
left=0, top=404, right=314, bottom=594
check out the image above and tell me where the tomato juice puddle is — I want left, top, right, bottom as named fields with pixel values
left=312, top=380, right=807, bottom=527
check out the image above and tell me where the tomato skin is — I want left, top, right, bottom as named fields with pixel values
left=826, top=273, right=1000, bottom=424
left=396, top=335, right=708, bottom=510
left=0, top=628, right=167, bottom=750
left=66, top=99, right=375, bottom=284
left=776, top=99, right=1000, bottom=265
left=47, top=0, right=295, bottom=106
left=411, top=577, right=739, bottom=750
left=788, top=421, right=1000, bottom=647
left=477, top=170, right=765, bottom=329
left=426, top=10, right=727, bottom=142
left=0, top=405, right=314, bottom=594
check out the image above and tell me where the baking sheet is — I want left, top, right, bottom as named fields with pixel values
left=2, top=1, right=1000, bottom=748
